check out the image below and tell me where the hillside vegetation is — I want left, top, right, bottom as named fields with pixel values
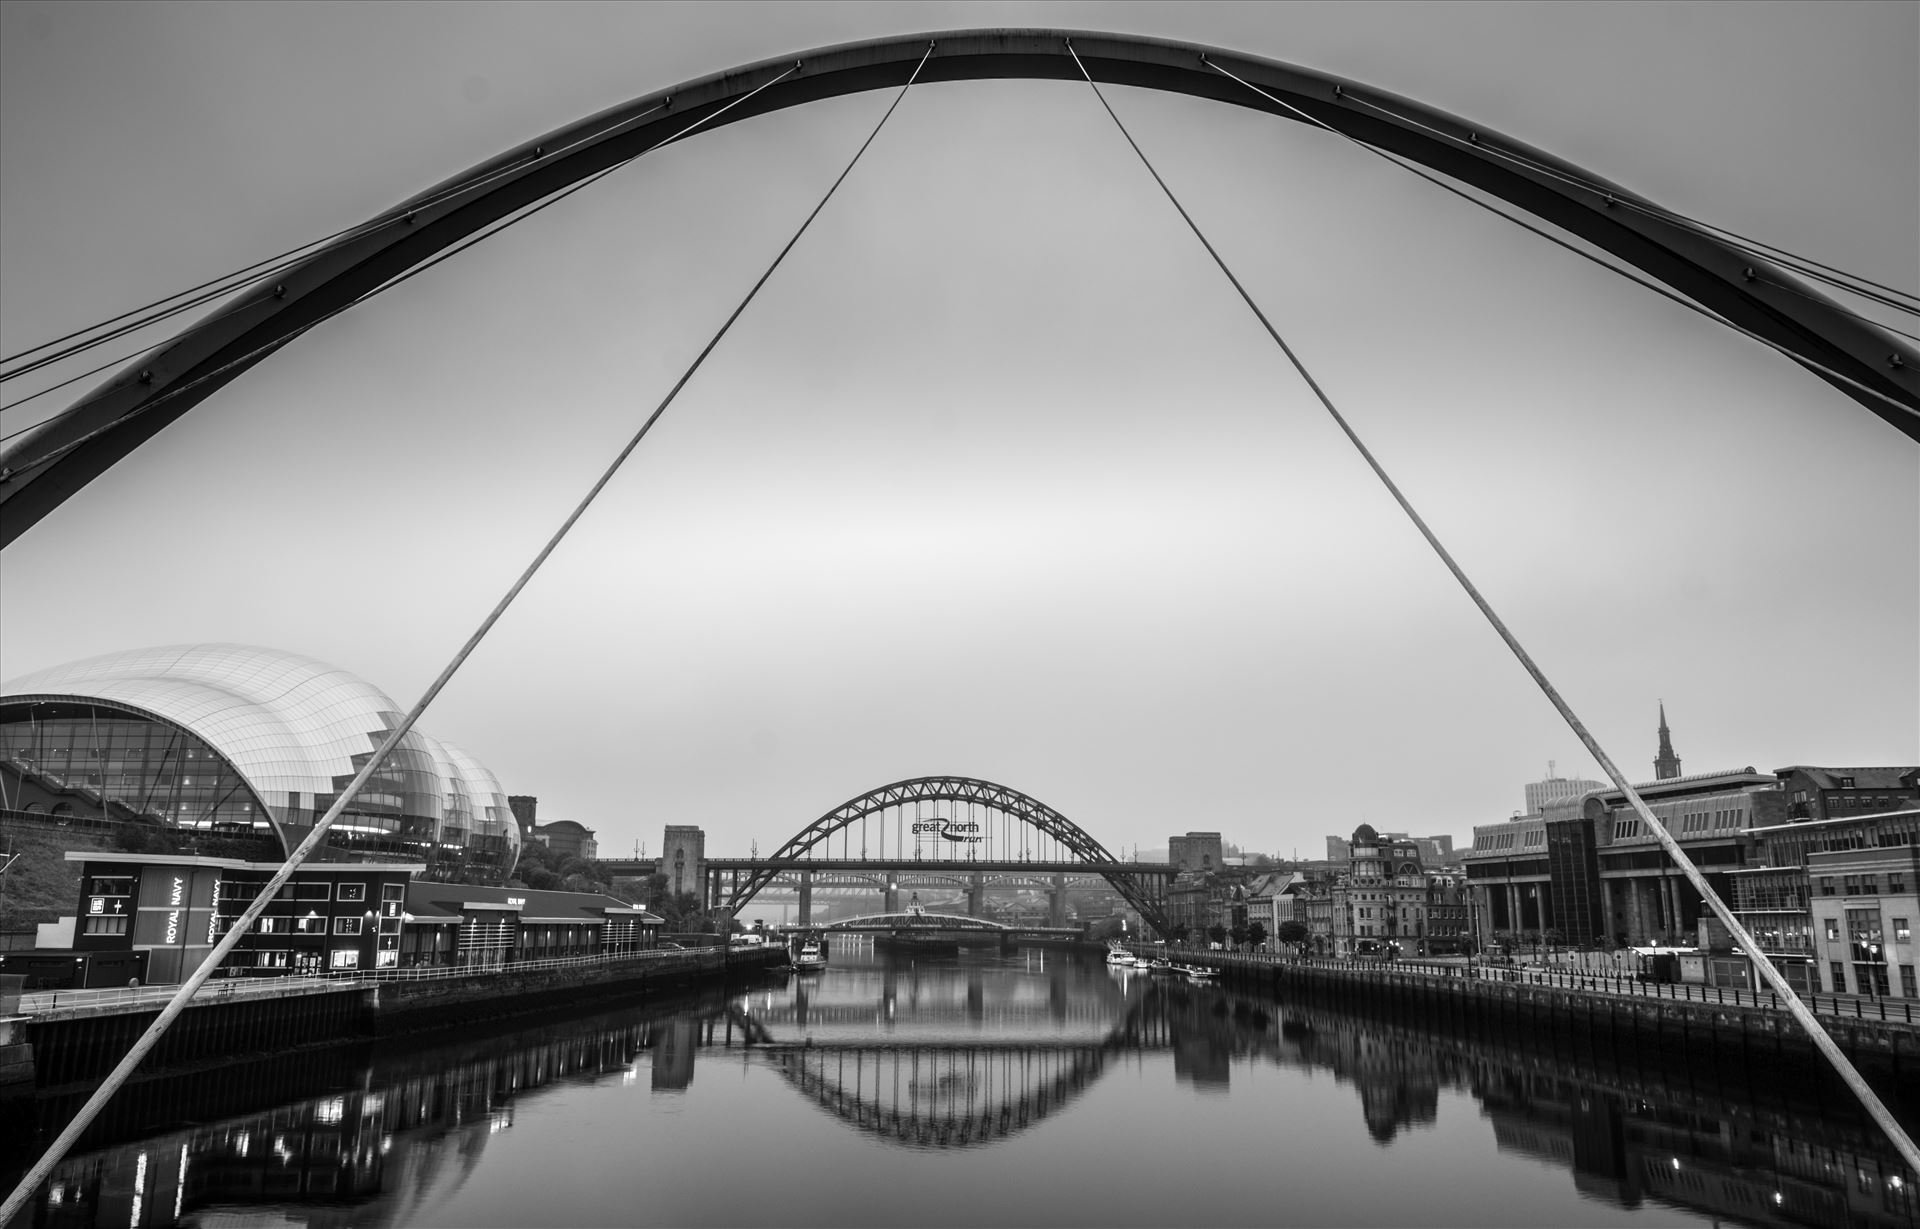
left=1, top=825, right=113, bottom=933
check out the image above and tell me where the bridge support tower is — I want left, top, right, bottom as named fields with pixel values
left=967, top=873, right=985, bottom=919
left=1049, top=874, right=1067, bottom=928
left=798, top=870, right=813, bottom=928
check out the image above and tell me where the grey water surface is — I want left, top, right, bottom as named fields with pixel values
left=13, top=944, right=1914, bottom=1228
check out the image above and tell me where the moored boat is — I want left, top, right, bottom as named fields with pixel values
left=794, top=940, right=827, bottom=971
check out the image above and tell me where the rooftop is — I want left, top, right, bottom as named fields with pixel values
left=1748, top=807, right=1920, bottom=835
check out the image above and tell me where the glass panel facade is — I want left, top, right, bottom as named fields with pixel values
left=2, top=644, right=520, bottom=881
left=3, top=705, right=265, bottom=831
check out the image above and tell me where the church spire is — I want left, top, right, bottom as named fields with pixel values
left=1654, top=701, right=1682, bottom=780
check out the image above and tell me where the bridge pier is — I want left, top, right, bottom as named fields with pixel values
left=1049, top=874, right=1067, bottom=928
left=884, top=881, right=898, bottom=914
left=967, top=873, right=984, bottom=919
left=798, top=870, right=813, bottom=928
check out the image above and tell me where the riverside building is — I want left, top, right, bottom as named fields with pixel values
left=1734, top=802, right=1920, bottom=997
left=1465, top=767, right=1782, bottom=950
left=0, top=851, right=661, bottom=988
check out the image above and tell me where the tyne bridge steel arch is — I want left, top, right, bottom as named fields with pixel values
left=3, top=28, right=1915, bottom=546
left=724, top=774, right=1173, bottom=935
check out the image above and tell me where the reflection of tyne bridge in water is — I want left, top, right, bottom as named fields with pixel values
left=740, top=956, right=1920, bottom=1228
left=17, top=953, right=1920, bottom=1229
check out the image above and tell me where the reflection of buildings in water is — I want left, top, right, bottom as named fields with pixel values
left=650, top=1015, right=698, bottom=1092
left=1268, top=1017, right=1449, bottom=1144
left=1160, top=987, right=1233, bottom=1092
left=33, top=956, right=1917, bottom=1229
left=1476, top=1071, right=1915, bottom=1229
left=34, top=1023, right=648, bottom=1229
left=1281, top=1008, right=1918, bottom=1229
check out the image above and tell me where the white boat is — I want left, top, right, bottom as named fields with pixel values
left=1106, top=944, right=1135, bottom=966
left=794, top=940, right=827, bottom=971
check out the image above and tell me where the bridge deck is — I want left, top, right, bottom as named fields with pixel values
left=596, top=857, right=1175, bottom=875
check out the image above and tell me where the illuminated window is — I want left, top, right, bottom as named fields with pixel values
left=332, top=916, right=363, bottom=936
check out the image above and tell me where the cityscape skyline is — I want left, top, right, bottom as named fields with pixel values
left=3, top=2, right=1914, bottom=862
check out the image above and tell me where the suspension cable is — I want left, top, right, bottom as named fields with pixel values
left=1198, top=58, right=1919, bottom=423
left=2, top=66, right=793, bottom=479
left=1338, top=91, right=1920, bottom=313
left=1066, top=39, right=1920, bottom=1175
left=2, top=159, right=634, bottom=458
left=0, top=99, right=676, bottom=374
left=1748, top=271, right=1920, bottom=343
left=0, top=42, right=931, bottom=1223
left=1, top=349, right=142, bottom=424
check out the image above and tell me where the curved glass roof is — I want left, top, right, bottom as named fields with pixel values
left=2, top=643, right=518, bottom=867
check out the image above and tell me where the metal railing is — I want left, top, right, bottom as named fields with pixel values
left=321, top=945, right=717, bottom=984
left=19, top=974, right=347, bottom=1016
left=9, top=944, right=763, bottom=1016
left=1128, top=947, right=1920, bottom=1025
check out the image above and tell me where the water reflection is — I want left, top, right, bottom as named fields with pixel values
left=8, top=946, right=1916, bottom=1228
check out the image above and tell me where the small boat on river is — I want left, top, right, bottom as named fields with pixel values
left=794, top=940, right=827, bottom=972
left=1106, top=944, right=1136, bottom=966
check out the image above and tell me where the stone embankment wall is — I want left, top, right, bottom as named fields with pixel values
left=5, top=946, right=785, bottom=1093
left=1146, top=949, right=1920, bottom=1079
left=365, top=947, right=772, bottom=1034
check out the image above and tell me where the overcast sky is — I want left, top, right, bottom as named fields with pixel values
left=2, top=1, right=1915, bottom=863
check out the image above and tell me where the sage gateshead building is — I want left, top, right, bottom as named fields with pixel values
left=0, top=644, right=520, bottom=882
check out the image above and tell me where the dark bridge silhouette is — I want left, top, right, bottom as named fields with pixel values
left=712, top=775, right=1176, bottom=936
left=5, top=28, right=1912, bottom=544
left=734, top=974, right=1171, bottom=1148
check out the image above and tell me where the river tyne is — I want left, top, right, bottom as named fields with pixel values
left=6, top=944, right=1915, bottom=1229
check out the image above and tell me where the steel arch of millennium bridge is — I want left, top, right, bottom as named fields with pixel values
left=2, top=27, right=1916, bottom=545
left=710, top=775, right=1178, bottom=936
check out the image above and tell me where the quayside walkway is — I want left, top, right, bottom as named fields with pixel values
left=11, top=946, right=751, bottom=1023
left=1159, top=949, right=1920, bottom=1026
left=1129, top=947, right=1920, bottom=1078
left=4, top=946, right=789, bottom=1090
